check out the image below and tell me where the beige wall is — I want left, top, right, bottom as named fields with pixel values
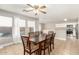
left=43, top=23, right=55, bottom=34
left=43, top=22, right=77, bottom=40
left=56, top=22, right=77, bottom=40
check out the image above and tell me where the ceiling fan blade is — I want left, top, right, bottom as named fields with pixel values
left=23, top=9, right=33, bottom=12
left=39, top=10, right=46, bottom=14
left=27, top=4, right=33, bottom=8
left=40, top=6, right=46, bottom=9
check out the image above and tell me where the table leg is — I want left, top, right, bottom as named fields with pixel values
left=38, top=42, right=42, bottom=55
left=50, top=39, right=52, bottom=52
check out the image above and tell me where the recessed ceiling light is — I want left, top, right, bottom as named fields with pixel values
left=64, top=18, right=67, bottom=21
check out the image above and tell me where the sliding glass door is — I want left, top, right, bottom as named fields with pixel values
left=18, top=19, right=25, bottom=36
left=27, top=21, right=35, bottom=32
left=0, top=16, right=13, bottom=45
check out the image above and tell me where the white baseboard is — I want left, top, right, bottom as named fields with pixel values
left=0, top=41, right=22, bottom=49
left=0, top=42, right=14, bottom=49
left=55, top=37, right=66, bottom=40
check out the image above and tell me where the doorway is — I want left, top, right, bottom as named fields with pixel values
left=66, top=25, right=74, bottom=39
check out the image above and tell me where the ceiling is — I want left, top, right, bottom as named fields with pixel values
left=0, top=4, right=79, bottom=23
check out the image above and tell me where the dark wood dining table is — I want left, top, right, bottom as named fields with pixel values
left=22, top=33, right=52, bottom=55
left=29, top=34, right=47, bottom=55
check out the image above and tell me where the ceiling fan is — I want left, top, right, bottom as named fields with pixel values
left=23, top=4, right=47, bottom=15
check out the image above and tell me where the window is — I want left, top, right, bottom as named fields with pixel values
left=27, top=21, right=35, bottom=32
left=0, top=16, right=12, bottom=38
left=39, top=24, right=42, bottom=31
left=0, top=16, right=12, bottom=27
left=18, top=19, right=25, bottom=35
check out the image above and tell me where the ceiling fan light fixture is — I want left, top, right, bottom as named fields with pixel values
left=23, top=4, right=47, bottom=15
left=33, top=9, right=39, bottom=15
left=64, top=18, right=67, bottom=21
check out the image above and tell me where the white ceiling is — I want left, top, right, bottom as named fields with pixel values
left=0, top=4, right=79, bottom=23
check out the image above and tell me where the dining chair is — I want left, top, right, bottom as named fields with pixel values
left=28, top=32, right=35, bottom=37
left=41, top=34, right=51, bottom=55
left=21, top=36, right=39, bottom=55
left=50, top=33, right=56, bottom=52
left=35, top=31, right=39, bottom=36
left=48, top=31, right=56, bottom=51
left=51, top=33, right=55, bottom=48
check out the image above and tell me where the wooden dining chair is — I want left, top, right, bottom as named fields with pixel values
left=41, top=34, right=51, bottom=55
left=51, top=33, right=55, bottom=48
left=48, top=31, right=56, bottom=51
left=21, top=36, right=39, bottom=55
left=50, top=33, right=56, bottom=52
left=28, top=32, right=35, bottom=37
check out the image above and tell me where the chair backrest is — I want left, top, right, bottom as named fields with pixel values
left=48, top=31, right=54, bottom=34
left=38, top=31, right=43, bottom=35
left=29, top=32, right=35, bottom=37
left=52, top=33, right=56, bottom=39
left=45, top=34, right=51, bottom=44
left=29, top=31, right=41, bottom=37
left=35, top=31, right=39, bottom=36
left=21, top=36, right=31, bottom=51
left=48, top=31, right=56, bottom=39
left=53, top=33, right=56, bottom=38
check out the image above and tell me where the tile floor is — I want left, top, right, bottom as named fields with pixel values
left=0, top=39, right=79, bottom=55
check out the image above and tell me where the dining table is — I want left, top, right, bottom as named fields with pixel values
left=29, top=33, right=52, bottom=55
left=29, top=34, right=47, bottom=55
left=22, top=33, right=52, bottom=55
